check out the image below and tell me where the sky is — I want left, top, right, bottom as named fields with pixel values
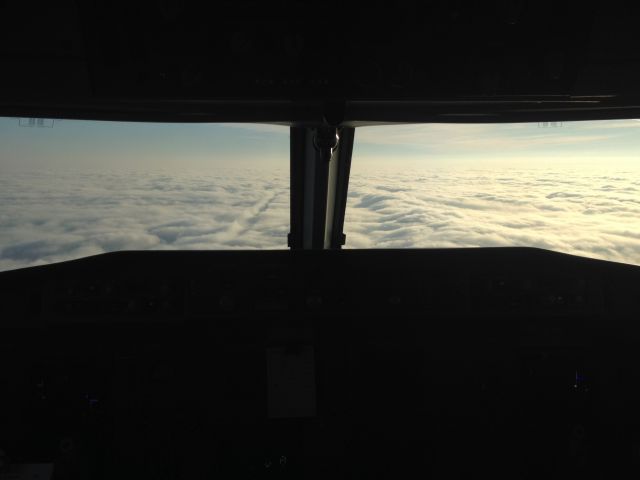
left=353, top=120, right=640, bottom=169
left=1, top=117, right=640, bottom=270
left=0, top=118, right=288, bottom=172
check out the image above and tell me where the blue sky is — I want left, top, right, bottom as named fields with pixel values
left=354, top=120, right=640, bottom=169
left=0, top=118, right=289, bottom=172
left=2, top=117, right=640, bottom=173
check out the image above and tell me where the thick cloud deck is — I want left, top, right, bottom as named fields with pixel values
left=345, top=168, right=640, bottom=266
left=1, top=167, right=640, bottom=271
left=0, top=169, right=290, bottom=271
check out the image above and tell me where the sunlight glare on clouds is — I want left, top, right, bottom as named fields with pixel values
left=346, top=121, right=640, bottom=265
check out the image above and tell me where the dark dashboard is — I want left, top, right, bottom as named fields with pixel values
left=1, top=248, right=640, bottom=479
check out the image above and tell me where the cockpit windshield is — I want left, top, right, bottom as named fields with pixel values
left=0, top=118, right=289, bottom=271
left=4, top=117, right=640, bottom=271
left=345, top=120, right=640, bottom=265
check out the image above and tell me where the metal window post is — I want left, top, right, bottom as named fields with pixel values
left=289, top=125, right=355, bottom=250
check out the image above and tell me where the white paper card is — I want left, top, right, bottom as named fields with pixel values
left=267, top=346, right=316, bottom=418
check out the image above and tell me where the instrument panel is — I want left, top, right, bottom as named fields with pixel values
left=1, top=248, right=639, bottom=479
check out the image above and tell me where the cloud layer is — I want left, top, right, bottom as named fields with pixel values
left=345, top=167, right=640, bottom=265
left=2, top=166, right=640, bottom=271
left=0, top=169, right=289, bottom=271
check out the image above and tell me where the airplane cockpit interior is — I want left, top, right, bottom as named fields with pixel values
left=3, top=2, right=640, bottom=479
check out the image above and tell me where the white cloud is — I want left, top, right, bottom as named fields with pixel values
left=0, top=169, right=290, bottom=271
left=2, top=165, right=640, bottom=271
left=344, top=167, right=640, bottom=266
